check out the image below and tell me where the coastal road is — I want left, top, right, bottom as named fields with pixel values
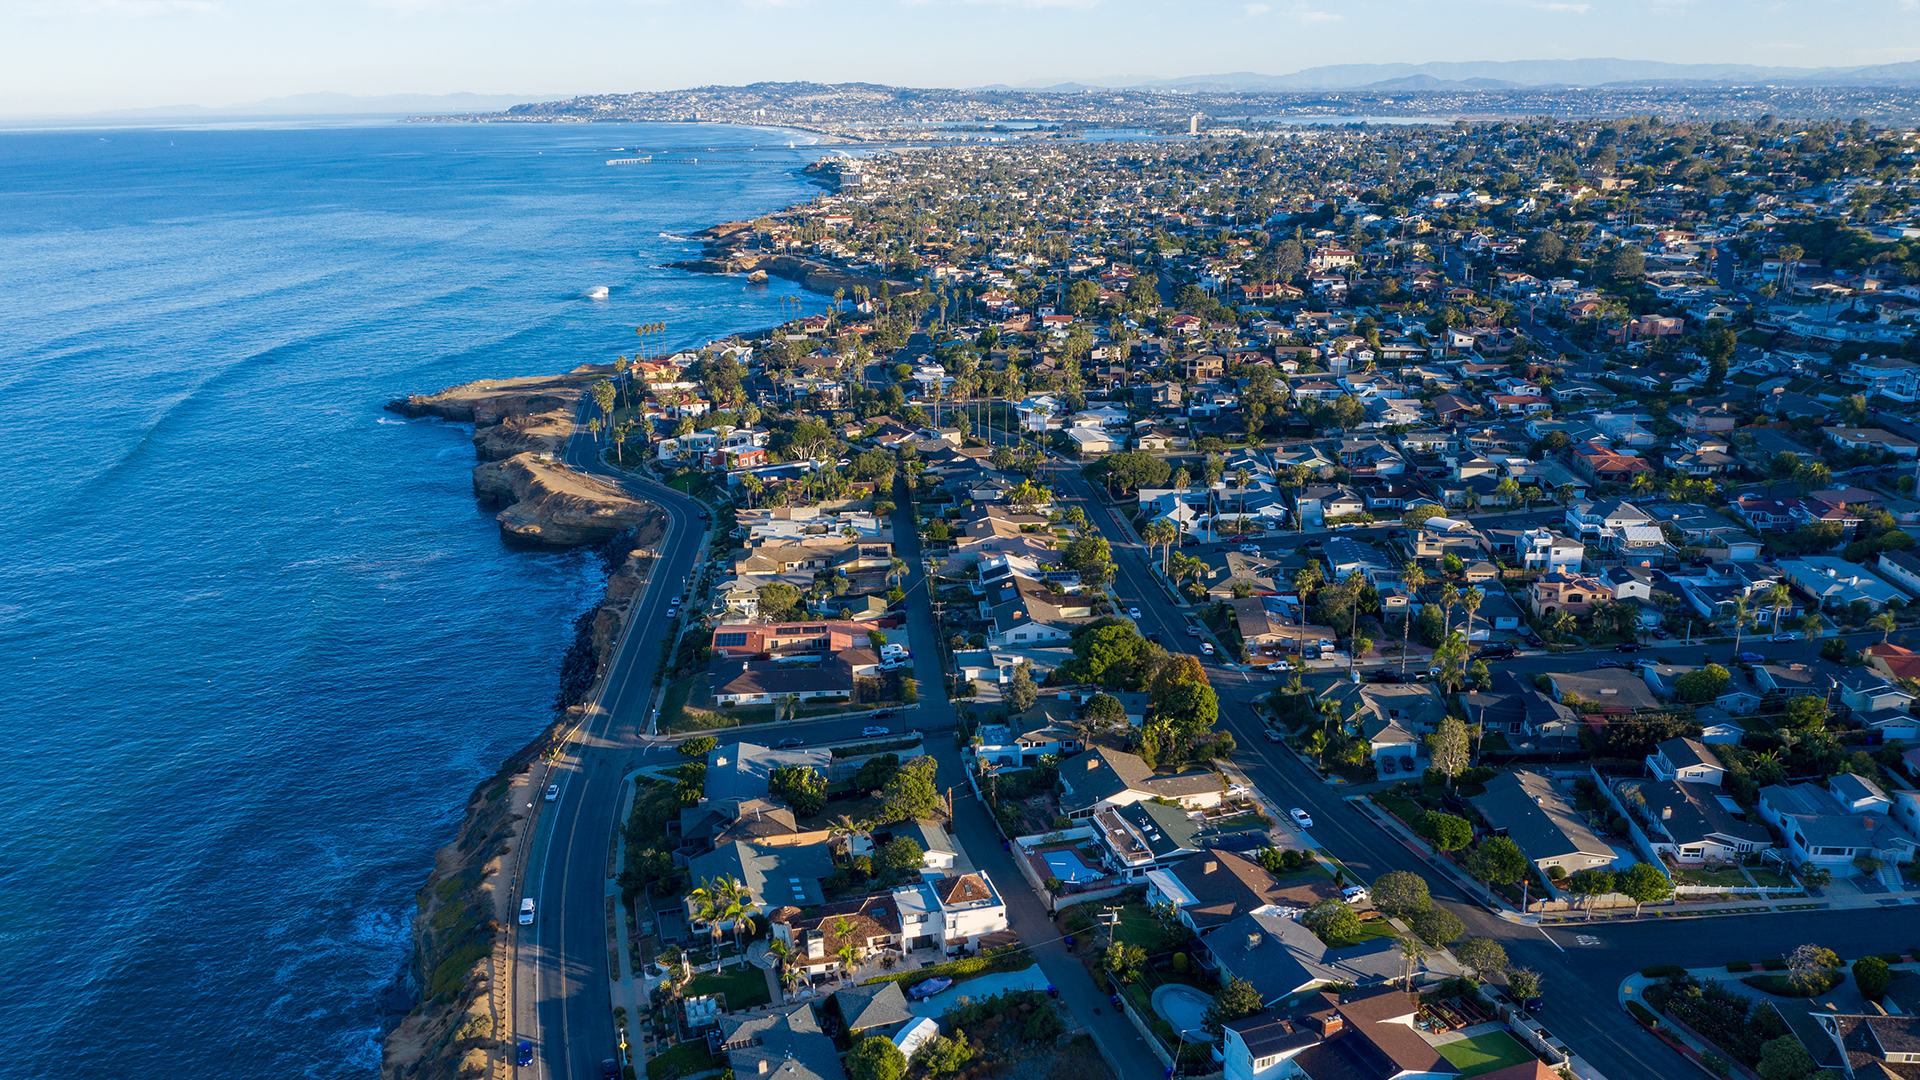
left=1034, top=453, right=1920, bottom=1080
left=509, top=418, right=707, bottom=1080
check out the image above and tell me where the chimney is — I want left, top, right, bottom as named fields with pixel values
left=1662, top=806, right=1672, bottom=821
left=1245, top=932, right=1263, bottom=951
left=1204, top=859, right=1219, bottom=875
left=1315, top=1013, right=1345, bottom=1036
left=743, top=660, right=751, bottom=671
left=759, top=1063, right=771, bottom=1076
left=1087, top=758, right=1099, bottom=771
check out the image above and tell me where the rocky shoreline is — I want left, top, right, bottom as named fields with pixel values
left=380, top=372, right=668, bottom=1080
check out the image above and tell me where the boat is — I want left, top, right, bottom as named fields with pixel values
left=605, top=155, right=652, bottom=165
left=906, top=976, right=953, bottom=1001
left=585, top=286, right=609, bottom=299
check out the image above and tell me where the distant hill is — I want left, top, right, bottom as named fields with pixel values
left=90, top=91, right=547, bottom=118
left=999, top=58, right=1920, bottom=93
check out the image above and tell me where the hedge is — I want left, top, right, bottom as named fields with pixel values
left=1626, top=1001, right=1659, bottom=1027
left=1725, top=961, right=1753, bottom=973
left=1762, top=958, right=1788, bottom=971
left=1641, top=965, right=1688, bottom=978
left=862, top=946, right=1030, bottom=987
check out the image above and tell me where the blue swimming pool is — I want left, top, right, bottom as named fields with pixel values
left=1038, top=849, right=1103, bottom=883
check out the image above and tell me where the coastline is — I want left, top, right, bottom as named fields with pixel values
left=379, top=374, right=669, bottom=1080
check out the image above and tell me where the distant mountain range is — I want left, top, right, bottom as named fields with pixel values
left=988, top=58, right=1920, bottom=93
left=86, top=91, right=546, bottom=118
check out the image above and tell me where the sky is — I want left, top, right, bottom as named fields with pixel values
left=4, top=0, right=1920, bottom=116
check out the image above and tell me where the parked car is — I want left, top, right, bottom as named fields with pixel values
left=1239, top=543, right=1261, bottom=553
left=1341, top=885, right=1370, bottom=905
left=1653, top=629, right=1670, bottom=639
left=1265, top=728, right=1283, bottom=743
left=544, top=784, right=560, bottom=802
left=861, top=726, right=890, bottom=737
left=776, top=737, right=806, bottom=748
left=1188, top=625, right=1202, bottom=637
left=1201, top=642, right=1215, bottom=656
left=1289, top=808, right=1314, bottom=829
left=1769, top=633, right=1796, bottom=643
left=518, top=898, right=536, bottom=925
left=1370, top=670, right=1403, bottom=683
left=518, top=1041, right=534, bottom=1067
left=1737, top=652, right=1767, bottom=664
left=1382, top=757, right=1397, bottom=774
left=1613, top=642, right=1642, bottom=653
left=1525, top=634, right=1547, bottom=648
left=1474, top=644, right=1516, bottom=660
left=1128, top=607, right=1142, bottom=619
left=1595, top=659, right=1626, bottom=669
left=869, top=710, right=893, bottom=719
left=603, top=1060, right=621, bottom=1079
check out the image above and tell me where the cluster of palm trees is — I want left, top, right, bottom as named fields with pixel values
left=759, top=915, right=867, bottom=997
left=688, top=875, right=752, bottom=972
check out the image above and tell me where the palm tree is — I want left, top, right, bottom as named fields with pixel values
left=1872, top=611, right=1898, bottom=644
left=1762, top=584, right=1790, bottom=636
left=1801, top=611, right=1826, bottom=656
left=835, top=943, right=860, bottom=982
left=1439, top=584, right=1461, bottom=640
left=1461, top=586, right=1484, bottom=650
left=888, top=557, right=909, bottom=590
left=1730, top=594, right=1752, bottom=656
left=1397, top=934, right=1428, bottom=990
left=689, top=878, right=732, bottom=967
left=1294, top=562, right=1325, bottom=597
left=1399, top=562, right=1427, bottom=678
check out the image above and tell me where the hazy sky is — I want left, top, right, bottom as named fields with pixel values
left=5, top=0, right=1920, bottom=115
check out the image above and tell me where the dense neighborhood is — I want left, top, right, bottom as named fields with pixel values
left=587, top=113, right=1920, bottom=1080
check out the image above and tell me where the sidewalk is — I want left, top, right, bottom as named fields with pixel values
left=1345, top=794, right=1524, bottom=918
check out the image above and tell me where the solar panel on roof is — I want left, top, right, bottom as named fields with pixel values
left=716, top=633, right=748, bottom=647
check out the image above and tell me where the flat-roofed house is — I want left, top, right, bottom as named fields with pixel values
left=1469, top=770, right=1616, bottom=873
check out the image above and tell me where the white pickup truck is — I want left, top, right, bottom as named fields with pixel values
left=518, top=898, right=536, bottom=925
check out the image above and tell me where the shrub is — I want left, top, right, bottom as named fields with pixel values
left=1641, top=965, right=1687, bottom=978
left=1762, top=957, right=1788, bottom=971
left=1726, top=961, right=1753, bottom=973
left=1626, top=1001, right=1658, bottom=1026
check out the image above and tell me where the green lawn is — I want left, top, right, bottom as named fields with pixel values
left=1437, top=1031, right=1538, bottom=1077
left=646, top=1040, right=718, bottom=1080
left=1672, top=866, right=1749, bottom=888
left=1748, top=868, right=1794, bottom=888
left=1315, top=917, right=1398, bottom=949
left=684, top=962, right=771, bottom=1009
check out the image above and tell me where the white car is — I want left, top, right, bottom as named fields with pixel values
left=544, top=784, right=560, bottom=802
left=1239, top=543, right=1261, bottom=554
left=1769, top=632, right=1796, bottom=643
left=1201, top=642, right=1215, bottom=656
left=518, top=898, right=536, bottom=925
left=862, top=726, right=890, bottom=737
left=1289, top=808, right=1314, bottom=829
left=1128, top=607, right=1142, bottom=619
left=1342, top=885, right=1370, bottom=905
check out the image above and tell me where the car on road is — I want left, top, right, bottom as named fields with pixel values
left=1289, top=808, right=1314, bottom=829
left=1613, top=642, right=1642, bottom=652
left=1146, top=632, right=1161, bottom=644
left=1594, top=659, right=1626, bottom=669
left=1239, top=543, right=1261, bottom=553
left=1737, top=652, right=1767, bottom=664
left=1769, top=633, right=1796, bottom=643
left=1264, top=728, right=1283, bottom=743
left=861, top=726, right=890, bottom=737
left=1188, top=625, right=1201, bottom=637
left=1474, top=644, right=1517, bottom=660
left=518, top=898, right=536, bottom=925
left=518, top=1041, right=534, bottom=1067
left=1341, top=885, right=1370, bottom=905
left=776, top=737, right=806, bottom=748
left=603, top=1059, right=621, bottom=1079
left=544, top=784, right=560, bottom=802
left=1201, top=642, right=1214, bottom=656
left=1128, top=607, right=1141, bottom=619
left=1369, top=670, right=1403, bottom=683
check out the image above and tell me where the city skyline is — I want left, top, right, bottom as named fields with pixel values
left=6, top=0, right=1920, bottom=117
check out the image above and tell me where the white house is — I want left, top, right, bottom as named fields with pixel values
left=1757, top=776, right=1919, bottom=876
left=1513, top=527, right=1584, bottom=573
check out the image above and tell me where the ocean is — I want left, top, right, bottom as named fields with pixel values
left=0, top=120, right=826, bottom=1079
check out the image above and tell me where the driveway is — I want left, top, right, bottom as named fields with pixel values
left=906, top=965, right=1053, bottom=1019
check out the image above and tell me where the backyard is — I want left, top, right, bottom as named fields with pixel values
left=683, top=961, right=773, bottom=1010
left=1436, top=1031, right=1538, bottom=1077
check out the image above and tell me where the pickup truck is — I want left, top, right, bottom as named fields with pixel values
left=518, top=898, right=536, bottom=925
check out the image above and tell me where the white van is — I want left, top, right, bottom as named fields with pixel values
left=518, top=898, right=536, bottom=925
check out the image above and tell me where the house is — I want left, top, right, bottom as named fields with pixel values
left=1640, top=665, right=1762, bottom=715
left=1292, top=987, right=1460, bottom=1079
left=1750, top=660, right=1844, bottom=700
left=1778, top=557, right=1909, bottom=612
left=1145, top=850, right=1342, bottom=932
left=832, top=982, right=913, bottom=1035
left=1572, top=441, right=1657, bottom=485
left=1296, top=485, right=1365, bottom=528
left=1204, top=909, right=1436, bottom=1008
left=1824, top=427, right=1920, bottom=458
left=1611, top=777, right=1775, bottom=867
left=704, top=742, right=836, bottom=804
left=716, top=1005, right=846, bottom=1080
left=1646, top=737, right=1728, bottom=787
left=1092, top=800, right=1204, bottom=879
left=889, top=819, right=960, bottom=872
left=973, top=697, right=1085, bottom=767
left=1512, top=527, right=1584, bottom=573
left=1835, top=672, right=1917, bottom=715
left=984, top=575, right=1097, bottom=646
left=1757, top=777, right=1919, bottom=875
left=1810, top=1012, right=1920, bottom=1079
left=1547, top=668, right=1662, bottom=712
left=932, top=872, right=1009, bottom=954
left=1322, top=683, right=1447, bottom=779
left=1219, top=1013, right=1323, bottom=1080
left=1528, top=572, right=1610, bottom=619
left=688, top=841, right=836, bottom=917
left=769, top=893, right=903, bottom=978
left=1876, top=550, right=1920, bottom=598
left=1468, top=770, right=1617, bottom=874
left=1058, top=746, right=1224, bottom=819
left=711, top=655, right=860, bottom=706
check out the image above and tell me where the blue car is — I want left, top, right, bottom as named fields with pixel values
left=518, top=1041, right=534, bottom=1067
left=1737, top=652, right=1767, bottom=665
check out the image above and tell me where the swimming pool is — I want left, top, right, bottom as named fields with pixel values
left=1037, top=848, right=1104, bottom=883
left=1152, top=983, right=1214, bottom=1042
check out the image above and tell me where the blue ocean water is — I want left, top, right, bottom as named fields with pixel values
left=0, top=121, right=825, bottom=1079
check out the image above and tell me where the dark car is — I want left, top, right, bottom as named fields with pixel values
left=518, top=1041, right=534, bottom=1067
left=1595, top=659, right=1626, bottom=669
left=869, top=709, right=892, bottom=720
left=1525, top=634, right=1546, bottom=648
left=1613, top=642, right=1642, bottom=653
left=1474, top=644, right=1517, bottom=660
left=1369, top=670, right=1404, bottom=683
left=603, top=1059, right=621, bottom=1079
left=1737, top=651, right=1767, bottom=664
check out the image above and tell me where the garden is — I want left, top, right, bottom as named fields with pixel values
left=1436, top=1031, right=1538, bottom=1078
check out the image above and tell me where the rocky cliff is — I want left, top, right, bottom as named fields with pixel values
left=473, top=453, right=651, bottom=547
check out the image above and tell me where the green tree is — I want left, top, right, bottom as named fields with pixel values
left=1674, top=664, right=1732, bottom=704
left=1617, top=860, right=1674, bottom=915
left=1566, top=867, right=1615, bottom=919
left=1007, top=661, right=1039, bottom=712
left=1417, top=811, right=1473, bottom=853
left=768, top=764, right=827, bottom=817
left=854, top=753, right=901, bottom=792
left=880, top=755, right=940, bottom=823
left=1371, top=871, right=1433, bottom=917
left=876, top=837, right=926, bottom=879
left=848, top=1036, right=906, bottom=1080
left=1083, top=692, right=1126, bottom=724
left=1465, top=836, right=1529, bottom=889
left=1204, top=976, right=1265, bottom=1035
left=1506, top=968, right=1541, bottom=1007
left=1427, top=716, right=1472, bottom=786
left=678, top=736, right=718, bottom=758
left=1104, top=940, right=1148, bottom=982
left=1410, top=907, right=1465, bottom=946
left=1454, top=937, right=1510, bottom=980
left=1756, top=1035, right=1816, bottom=1080
left=757, top=582, right=803, bottom=622
left=1853, top=955, right=1891, bottom=1002
left=916, top=1035, right=973, bottom=1075
left=1783, top=694, right=1830, bottom=733
left=1302, top=898, right=1363, bottom=943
